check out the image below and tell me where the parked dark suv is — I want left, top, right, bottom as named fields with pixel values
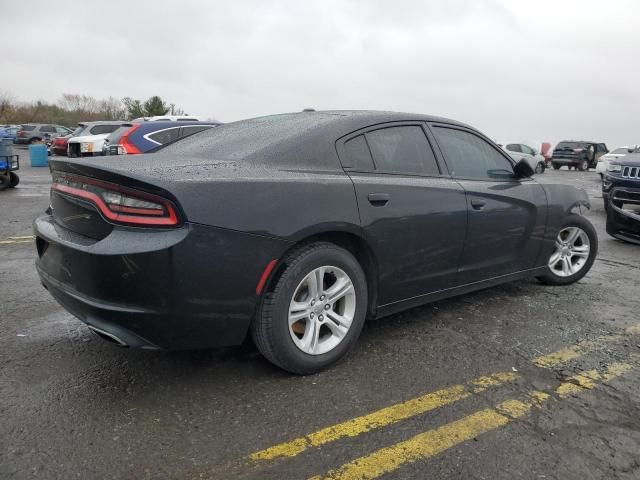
left=551, top=141, right=608, bottom=171
left=603, top=153, right=640, bottom=244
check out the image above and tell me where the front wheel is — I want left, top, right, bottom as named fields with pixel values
left=535, top=162, right=545, bottom=174
left=252, top=242, right=368, bottom=374
left=537, top=215, right=597, bottom=286
left=578, top=159, right=589, bottom=171
left=552, top=163, right=561, bottom=170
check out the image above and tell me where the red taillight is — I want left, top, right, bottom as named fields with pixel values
left=18, top=131, right=26, bottom=137
left=51, top=174, right=180, bottom=227
left=119, top=124, right=141, bottom=154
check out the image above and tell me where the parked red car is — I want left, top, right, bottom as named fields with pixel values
left=541, top=142, right=553, bottom=165
left=50, top=135, right=72, bottom=156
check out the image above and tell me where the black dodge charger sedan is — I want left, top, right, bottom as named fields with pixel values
left=34, top=111, right=598, bottom=374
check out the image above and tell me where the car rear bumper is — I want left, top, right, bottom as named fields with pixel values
left=605, top=187, right=640, bottom=244
left=34, top=214, right=289, bottom=350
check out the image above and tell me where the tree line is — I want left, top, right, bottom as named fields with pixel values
left=0, top=93, right=187, bottom=127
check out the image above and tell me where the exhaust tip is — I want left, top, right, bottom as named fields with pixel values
left=88, top=325, right=128, bottom=347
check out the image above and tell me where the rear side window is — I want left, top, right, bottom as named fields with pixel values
left=148, top=127, right=180, bottom=145
left=506, top=144, right=522, bottom=153
left=366, top=126, right=439, bottom=176
left=342, top=135, right=374, bottom=170
left=21, top=125, right=36, bottom=131
left=89, top=125, right=119, bottom=135
left=41, top=125, right=56, bottom=133
left=180, top=125, right=211, bottom=138
left=433, top=127, right=513, bottom=179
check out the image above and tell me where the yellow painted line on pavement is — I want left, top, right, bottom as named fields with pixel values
left=0, top=239, right=33, bottom=245
left=310, top=360, right=636, bottom=480
left=249, top=323, right=640, bottom=462
left=250, top=371, right=518, bottom=461
left=0, top=235, right=34, bottom=245
left=533, top=323, right=640, bottom=368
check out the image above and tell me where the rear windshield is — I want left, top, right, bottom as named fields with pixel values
left=610, top=147, right=629, bottom=154
left=21, top=125, right=36, bottom=131
left=556, top=141, right=589, bottom=150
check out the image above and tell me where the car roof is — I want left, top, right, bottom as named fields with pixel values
left=154, top=110, right=473, bottom=169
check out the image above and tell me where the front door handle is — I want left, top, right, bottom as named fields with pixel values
left=470, top=199, right=486, bottom=210
left=368, top=193, right=390, bottom=206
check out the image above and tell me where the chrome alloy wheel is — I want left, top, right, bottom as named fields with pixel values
left=548, top=227, right=591, bottom=277
left=288, top=266, right=356, bottom=355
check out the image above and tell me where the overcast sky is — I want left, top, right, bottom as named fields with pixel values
left=3, top=0, right=639, bottom=147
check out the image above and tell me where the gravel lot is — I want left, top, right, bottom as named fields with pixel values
left=1, top=148, right=640, bottom=480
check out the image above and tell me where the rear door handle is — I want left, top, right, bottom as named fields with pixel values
left=368, top=193, right=390, bottom=206
left=470, top=199, right=486, bottom=210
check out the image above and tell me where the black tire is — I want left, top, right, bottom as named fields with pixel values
left=252, top=242, right=368, bottom=374
left=552, top=163, right=561, bottom=170
left=578, top=159, right=589, bottom=171
left=29, top=137, right=41, bottom=144
left=9, top=172, right=19, bottom=188
left=537, top=214, right=598, bottom=286
left=0, top=175, right=9, bottom=191
left=535, top=162, right=545, bottom=174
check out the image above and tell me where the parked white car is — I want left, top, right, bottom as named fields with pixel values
left=502, top=143, right=546, bottom=174
left=595, top=146, right=637, bottom=177
left=67, top=121, right=125, bottom=157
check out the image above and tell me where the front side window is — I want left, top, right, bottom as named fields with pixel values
left=433, top=127, right=514, bottom=179
left=366, top=126, right=439, bottom=176
left=41, top=125, right=56, bottom=133
left=521, top=144, right=536, bottom=156
left=148, top=127, right=180, bottom=145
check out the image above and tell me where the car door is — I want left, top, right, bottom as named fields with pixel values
left=337, top=122, right=468, bottom=305
left=430, top=124, right=547, bottom=285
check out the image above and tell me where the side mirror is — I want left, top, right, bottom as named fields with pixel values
left=513, top=158, right=534, bottom=178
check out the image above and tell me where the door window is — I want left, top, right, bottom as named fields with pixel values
left=41, top=125, right=56, bottom=133
left=521, top=144, right=536, bottom=156
left=506, top=144, right=522, bottom=153
left=180, top=125, right=212, bottom=138
left=366, top=126, right=439, bottom=176
left=433, top=127, right=514, bottom=179
left=342, top=134, right=375, bottom=170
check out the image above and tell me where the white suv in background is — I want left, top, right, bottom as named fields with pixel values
left=67, top=121, right=125, bottom=157
left=596, top=146, right=637, bottom=178
left=502, top=143, right=547, bottom=174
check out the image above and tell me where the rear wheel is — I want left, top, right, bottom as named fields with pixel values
left=552, top=163, right=561, bottom=170
left=9, top=172, right=19, bottom=188
left=0, top=175, right=9, bottom=191
left=578, top=159, right=589, bottom=171
left=29, top=137, right=41, bottom=144
left=537, top=215, right=597, bottom=285
left=252, top=242, right=368, bottom=374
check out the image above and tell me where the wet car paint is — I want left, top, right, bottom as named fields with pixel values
left=34, top=111, right=594, bottom=350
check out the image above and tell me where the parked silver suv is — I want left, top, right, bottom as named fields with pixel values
left=15, top=124, right=73, bottom=144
